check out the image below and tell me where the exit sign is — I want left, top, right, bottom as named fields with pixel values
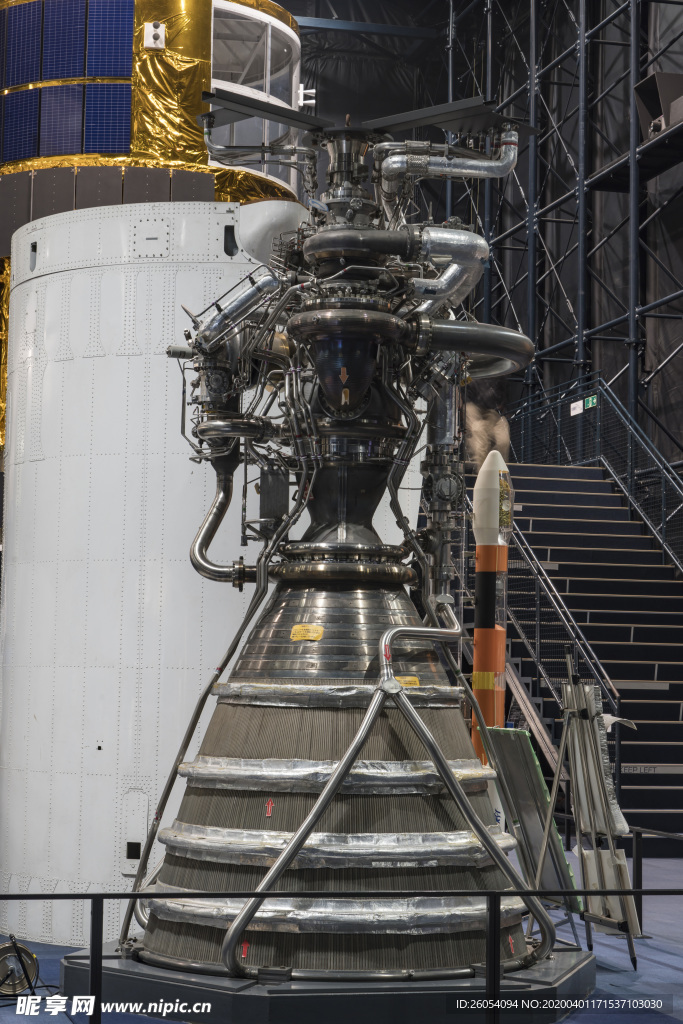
left=585, top=395, right=597, bottom=409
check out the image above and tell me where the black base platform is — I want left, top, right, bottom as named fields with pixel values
left=61, top=942, right=595, bottom=1023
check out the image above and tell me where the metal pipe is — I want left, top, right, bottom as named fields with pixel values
left=195, top=267, right=280, bottom=354
left=627, top=0, right=640, bottom=421
left=426, top=320, right=535, bottom=375
left=189, top=452, right=240, bottom=583
left=391, top=685, right=556, bottom=966
left=379, top=132, right=519, bottom=212
left=221, top=689, right=389, bottom=978
left=119, top=459, right=316, bottom=951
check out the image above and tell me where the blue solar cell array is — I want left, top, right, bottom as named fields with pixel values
left=3, top=89, right=40, bottom=162
left=86, top=0, right=134, bottom=77
left=0, top=10, right=7, bottom=93
left=84, top=82, right=131, bottom=153
left=5, top=2, right=42, bottom=87
left=40, top=84, right=83, bottom=155
left=43, top=0, right=86, bottom=79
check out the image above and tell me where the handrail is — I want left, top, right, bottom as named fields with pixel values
left=462, top=494, right=617, bottom=712
left=511, top=525, right=618, bottom=708
left=508, top=373, right=683, bottom=574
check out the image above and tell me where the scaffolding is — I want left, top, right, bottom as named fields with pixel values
left=435, top=0, right=683, bottom=451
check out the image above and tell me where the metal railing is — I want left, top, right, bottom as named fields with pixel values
left=460, top=494, right=620, bottom=787
left=509, top=374, right=683, bottom=574
left=2, top=878, right=682, bottom=1024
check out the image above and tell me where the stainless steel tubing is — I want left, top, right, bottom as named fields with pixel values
left=412, top=263, right=484, bottom=314
left=302, top=227, right=417, bottom=265
left=195, top=417, right=275, bottom=442
left=427, top=320, right=535, bottom=376
left=119, top=461, right=316, bottom=950
left=189, top=453, right=240, bottom=583
left=221, top=689, right=389, bottom=978
left=195, top=267, right=280, bottom=353
left=379, top=131, right=518, bottom=211
left=404, top=227, right=488, bottom=314
left=380, top=626, right=556, bottom=968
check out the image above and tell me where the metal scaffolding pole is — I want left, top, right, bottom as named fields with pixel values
left=628, top=0, right=641, bottom=422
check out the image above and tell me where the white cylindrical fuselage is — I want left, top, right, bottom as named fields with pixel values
left=0, top=199, right=304, bottom=945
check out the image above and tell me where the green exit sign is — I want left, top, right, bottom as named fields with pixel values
left=585, top=395, right=597, bottom=409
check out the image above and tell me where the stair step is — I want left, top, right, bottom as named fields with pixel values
left=549, top=561, right=676, bottom=581
left=621, top=740, right=683, bottom=763
left=619, top=786, right=683, bottom=810
left=560, top=576, right=681, bottom=596
left=618, top=721, right=683, bottom=741
left=532, top=546, right=664, bottom=566
left=618, top=809, right=683, bottom=831
left=621, top=699, right=683, bottom=721
left=517, top=656, right=683, bottom=682
left=621, top=764, right=683, bottom=782
left=468, top=473, right=616, bottom=495
left=580, top=623, right=683, bottom=644
left=565, top=593, right=683, bottom=614
left=584, top=641, right=683, bottom=664
left=510, top=463, right=607, bottom=479
left=515, top=504, right=632, bottom=522
left=524, top=531, right=653, bottom=550
left=510, top=475, right=616, bottom=495
left=516, top=517, right=643, bottom=536
left=510, top=491, right=625, bottom=509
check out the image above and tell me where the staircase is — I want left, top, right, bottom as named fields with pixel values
left=506, top=462, right=683, bottom=839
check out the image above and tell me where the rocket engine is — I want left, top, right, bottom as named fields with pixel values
left=123, top=118, right=551, bottom=981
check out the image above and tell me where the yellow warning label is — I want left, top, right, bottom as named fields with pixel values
left=290, top=624, right=324, bottom=641
left=472, top=671, right=496, bottom=690
left=396, top=675, right=420, bottom=687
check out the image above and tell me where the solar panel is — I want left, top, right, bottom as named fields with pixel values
left=5, top=2, right=42, bottom=88
left=40, top=84, right=84, bottom=156
left=43, top=0, right=86, bottom=79
left=86, top=0, right=134, bottom=77
left=0, top=10, right=7, bottom=90
left=3, top=89, right=40, bottom=162
left=84, top=82, right=131, bottom=153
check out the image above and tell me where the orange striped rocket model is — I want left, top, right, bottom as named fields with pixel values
left=471, top=450, right=514, bottom=762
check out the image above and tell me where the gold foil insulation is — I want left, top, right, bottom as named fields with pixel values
left=0, top=258, right=8, bottom=448
left=131, top=0, right=211, bottom=167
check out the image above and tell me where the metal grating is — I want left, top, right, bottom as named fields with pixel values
left=43, top=0, right=86, bottom=79
left=39, top=84, right=83, bottom=156
left=83, top=82, right=131, bottom=153
left=3, top=89, right=40, bottom=162
left=86, top=0, right=134, bottom=77
left=5, top=1, right=42, bottom=87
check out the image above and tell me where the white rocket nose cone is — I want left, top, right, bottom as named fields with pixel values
left=472, top=449, right=513, bottom=546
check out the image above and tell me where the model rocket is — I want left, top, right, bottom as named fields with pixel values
left=472, top=450, right=514, bottom=761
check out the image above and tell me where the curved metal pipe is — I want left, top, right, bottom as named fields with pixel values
left=189, top=452, right=240, bottom=583
left=195, top=417, right=275, bottom=443
left=379, top=626, right=556, bottom=968
left=427, top=320, right=535, bottom=376
left=119, top=459, right=317, bottom=952
left=412, top=263, right=484, bottom=313
left=302, top=227, right=417, bottom=266
left=195, top=267, right=280, bottom=354
left=379, top=131, right=518, bottom=217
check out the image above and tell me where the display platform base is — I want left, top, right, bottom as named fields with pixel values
left=61, top=941, right=595, bottom=1023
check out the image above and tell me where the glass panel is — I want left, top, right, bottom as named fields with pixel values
left=212, top=10, right=266, bottom=91
left=269, top=23, right=293, bottom=105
